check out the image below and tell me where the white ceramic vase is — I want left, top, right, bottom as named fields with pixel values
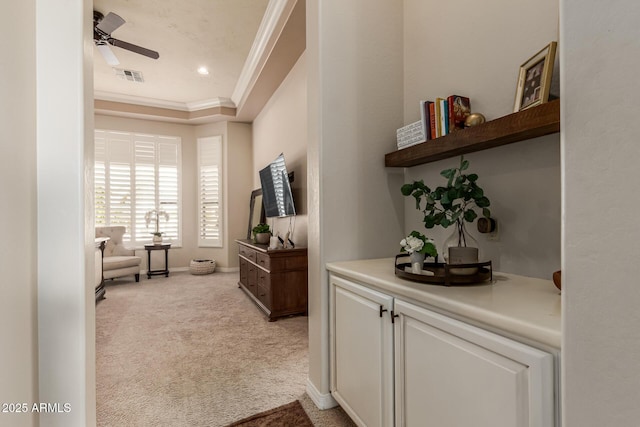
left=409, top=251, right=426, bottom=274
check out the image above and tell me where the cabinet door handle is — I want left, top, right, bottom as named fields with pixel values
left=379, top=306, right=388, bottom=317
left=391, top=310, right=399, bottom=323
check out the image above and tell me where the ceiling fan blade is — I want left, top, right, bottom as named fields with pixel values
left=109, top=38, right=160, bottom=60
left=96, top=12, right=125, bottom=36
left=96, top=43, right=119, bottom=66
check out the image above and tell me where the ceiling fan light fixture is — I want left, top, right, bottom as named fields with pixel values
left=197, top=66, right=210, bottom=76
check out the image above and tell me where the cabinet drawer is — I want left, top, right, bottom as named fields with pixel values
left=257, top=269, right=270, bottom=290
left=257, top=284, right=271, bottom=308
left=239, top=258, right=248, bottom=285
left=268, top=255, right=308, bottom=272
left=247, top=264, right=258, bottom=295
left=256, top=252, right=271, bottom=270
left=239, top=245, right=257, bottom=262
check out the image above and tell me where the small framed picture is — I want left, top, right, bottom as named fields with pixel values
left=514, top=41, right=558, bottom=112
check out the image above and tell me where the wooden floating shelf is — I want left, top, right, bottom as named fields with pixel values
left=385, top=99, right=560, bottom=168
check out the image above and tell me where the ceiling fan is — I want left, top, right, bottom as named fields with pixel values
left=93, top=10, right=160, bottom=66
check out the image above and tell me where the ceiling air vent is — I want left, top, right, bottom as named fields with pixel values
left=113, top=68, right=144, bottom=83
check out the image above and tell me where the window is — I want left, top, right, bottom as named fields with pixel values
left=197, top=136, right=223, bottom=247
left=95, top=130, right=182, bottom=247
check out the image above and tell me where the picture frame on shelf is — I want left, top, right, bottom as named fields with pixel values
left=514, top=41, right=557, bottom=112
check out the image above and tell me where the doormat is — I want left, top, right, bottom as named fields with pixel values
left=226, top=400, right=313, bottom=427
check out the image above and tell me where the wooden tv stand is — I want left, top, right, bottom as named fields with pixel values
left=236, top=239, right=308, bottom=321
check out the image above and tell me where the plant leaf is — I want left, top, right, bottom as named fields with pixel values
left=467, top=173, right=478, bottom=182
left=464, top=209, right=477, bottom=222
left=483, top=208, right=491, bottom=218
left=440, top=168, right=455, bottom=179
left=424, top=216, right=436, bottom=228
left=476, top=196, right=491, bottom=208
left=423, top=242, right=438, bottom=258
left=471, top=187, right=484, bottom=199
left=460, top=158, right=469, bottom=170
left=401, top=183, right=415, bottom=196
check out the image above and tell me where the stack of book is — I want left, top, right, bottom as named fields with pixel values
left=396, top=95, right=471, bottom=150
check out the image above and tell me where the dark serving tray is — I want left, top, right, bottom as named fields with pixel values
left=394, top=254, right=492, bottom=286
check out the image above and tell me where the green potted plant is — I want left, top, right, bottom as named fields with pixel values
left=401, top=156, right=491, bottom=272
left=252, top=223, right=271, bottom=245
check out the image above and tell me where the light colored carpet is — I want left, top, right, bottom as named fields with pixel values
left=96, top=271, right=355, bottom=427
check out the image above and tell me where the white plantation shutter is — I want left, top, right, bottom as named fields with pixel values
left=108, top=136, right=133, bottom=239
left=94, top=129, right=182, bottom=247
left=198, top=136, right=222, bottom=247
left=94, top=132, right=107, bottom=227
left=158, top=140, right=180, bottom=242
left=134, top=137, right=156, bottom=243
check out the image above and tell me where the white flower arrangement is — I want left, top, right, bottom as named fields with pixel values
left=145, top=209, right=170, bottom=236
left=400, top=231, right=437, bottom=257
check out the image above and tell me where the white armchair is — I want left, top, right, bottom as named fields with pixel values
left=95, top=226, right=142, bottom=282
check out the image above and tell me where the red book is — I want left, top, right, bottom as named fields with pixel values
left=447, top=95, right=471, bottom=132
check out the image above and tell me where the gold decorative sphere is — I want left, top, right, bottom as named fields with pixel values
left=465, top=113, right=486, bottom=127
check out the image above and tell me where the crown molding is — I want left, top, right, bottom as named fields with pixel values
left=94, top=99, right=236, bottom=125
left=186, top=97, right=236, bottom=111
left=94, top=91, right=189, bottom=111
left=93, top=91, right=236, bottom=113
left=231, top=0, right=298, bottom=110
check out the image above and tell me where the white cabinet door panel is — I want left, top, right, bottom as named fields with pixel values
left=330, top=275, right=394, bottom=427
left=394, top=299, right=554, bottom=427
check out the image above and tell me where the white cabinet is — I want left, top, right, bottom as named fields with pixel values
left=394, top=299, right=554, bottom=427
left=329, top=273, right=556, bottom=427
left=330, top=275, right=394, bottom=427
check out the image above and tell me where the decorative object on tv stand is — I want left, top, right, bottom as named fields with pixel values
left=252, top=223, right=271, bottom=245
left=400, top=231, right=437, bottom=274
left=145, top=208, right=169, bottom=244
left=401, top=156, right=491, bottom=275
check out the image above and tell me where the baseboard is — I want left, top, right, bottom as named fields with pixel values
left=306, top=378, right=338, bottom=410
left=142, top=266, right=239, bottom=274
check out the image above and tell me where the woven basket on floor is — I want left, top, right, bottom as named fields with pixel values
left=189, top=259, right=216, bottom=275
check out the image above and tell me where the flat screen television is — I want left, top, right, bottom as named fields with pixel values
left=259, top=153, right=296, bottom=218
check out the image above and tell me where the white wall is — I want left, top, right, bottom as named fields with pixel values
left=36, top=0, right=94, bottom=425
left=252, top=53, right=308, bottom=247
left=402, top=0, right=560, bottom=279
left=0, top=3, right=38, bottom=426
left=306, top=0, right=405, bottom=404
left=225, top=122, right=253, bottom=263
left=562, top=0, right=640, bottom=425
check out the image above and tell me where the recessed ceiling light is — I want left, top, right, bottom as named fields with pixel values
left=197, top=66, right=209, bottom=75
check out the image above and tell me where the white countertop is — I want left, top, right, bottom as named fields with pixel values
left=326, top=258, right=561, bottom=349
